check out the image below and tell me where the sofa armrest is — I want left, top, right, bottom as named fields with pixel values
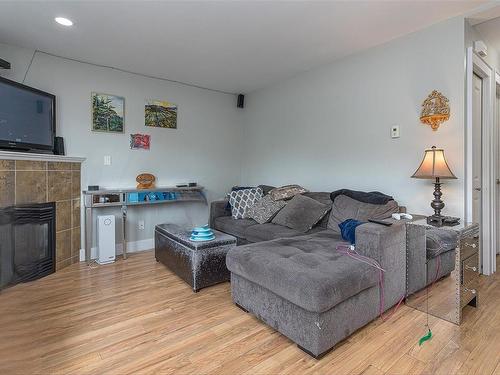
left=209, top=199, right=230, bottom=228
left=355, top=222, right=406, bottom=308
left=405, top=223, right=427, bottom=295
left=355, top=222, right=404, bottom=262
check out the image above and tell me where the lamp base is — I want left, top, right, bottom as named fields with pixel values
left=426, top=215, right=460, bottom=227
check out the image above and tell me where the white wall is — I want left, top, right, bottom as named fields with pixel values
left=241, top=17, right=466, bottom=217
left=0, top=43, right=243, bottom=249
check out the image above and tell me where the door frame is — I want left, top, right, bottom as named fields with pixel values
left=495, top=71, right=500, bottom=261
left=465, top=47, right=496, bottom=275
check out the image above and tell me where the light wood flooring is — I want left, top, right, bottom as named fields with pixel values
left=0, top=251, right=498, bottom=374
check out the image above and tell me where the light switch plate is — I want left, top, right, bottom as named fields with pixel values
left=391, top=125, right=400, bottom=138
left=104, top=155, right=111, bottom=166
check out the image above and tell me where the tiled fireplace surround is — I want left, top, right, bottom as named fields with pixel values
left=0, top=156, right=84, bottom=271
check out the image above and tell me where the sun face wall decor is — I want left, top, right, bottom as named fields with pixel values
left=420, top=90, right=450, bottom=131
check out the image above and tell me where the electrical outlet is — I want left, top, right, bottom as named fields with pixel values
left=391, top=125, right=400, bottom=138
left=104, top=155, right=112, bottom=166
left=138, top=220, right=145, bottom=230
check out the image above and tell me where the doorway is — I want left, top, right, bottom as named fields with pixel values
left=472, top=73, right=482, bottom=225
left=465, top=47, right=495, bottom=275
left=496, top=77, right=500, bottom=256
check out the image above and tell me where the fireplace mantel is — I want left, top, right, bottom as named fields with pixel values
left=0, top=150, right=85, bottom=163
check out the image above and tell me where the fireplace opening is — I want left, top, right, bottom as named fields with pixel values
left=0, top=202, right=55, bottom=289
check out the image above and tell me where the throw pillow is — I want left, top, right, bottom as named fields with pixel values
left=258, top=184, right=276, bottom=196
left=224, top=186, right=255, bottom=212
left=246, top=195, right=287, bottom=224
left=229, top=187, right=263, bottom=219
left=272, top=194, right=330, bottom=232
left=269, top=184, right=308, bottom=201
left=327, top=195, right=399, bottom=234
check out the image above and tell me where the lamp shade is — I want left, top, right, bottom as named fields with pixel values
left=412, top=146, right=456, bottom=179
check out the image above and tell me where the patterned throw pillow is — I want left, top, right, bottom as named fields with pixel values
left=269, top=184, right=308, bottom=201
left=229, top=187, right=263, bottom=219
left=246, top=195, right=287, bottom=224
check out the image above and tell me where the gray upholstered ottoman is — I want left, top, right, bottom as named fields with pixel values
left=155, top=224, right=236, bottom=292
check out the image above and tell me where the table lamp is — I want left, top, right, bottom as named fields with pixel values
left=412, top=146, right=457, bottom=226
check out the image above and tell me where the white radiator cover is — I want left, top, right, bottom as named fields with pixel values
left=97, top=215, right=116, bottom=265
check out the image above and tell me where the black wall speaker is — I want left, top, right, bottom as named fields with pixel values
left=54, top=136, right=65, bottom=155
left=237, top=94, right=244, bottom=108
left=0, top=58, right=11, bottom=69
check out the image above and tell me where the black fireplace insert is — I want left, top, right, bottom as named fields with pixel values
left=0, top=202, right=56, bottom=289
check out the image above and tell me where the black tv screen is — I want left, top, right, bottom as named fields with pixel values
left=0, top=76, right=55, bottom=152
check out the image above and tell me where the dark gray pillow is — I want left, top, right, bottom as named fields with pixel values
left=258, top=184, right=276, bottom=196
left=272, top=194, right=330, bottom=232
left=327, top=195, right=399, bottom=234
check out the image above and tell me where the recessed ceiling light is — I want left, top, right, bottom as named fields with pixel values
left=55, top=17, right=73, bottom=26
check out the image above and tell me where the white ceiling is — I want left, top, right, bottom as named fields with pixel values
left=0, top=1, right=487, bottom=94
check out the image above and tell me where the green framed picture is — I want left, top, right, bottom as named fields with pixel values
left=91, top=92, right=125, bottom=133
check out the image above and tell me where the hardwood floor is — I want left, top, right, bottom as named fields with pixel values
left=0, top=251, right=498, bottom=375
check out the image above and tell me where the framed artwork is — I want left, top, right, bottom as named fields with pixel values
left=145, top=99, right=177, bottom=129
left=91, top=92, right=124, bottom=133
left=130, top=133, right=150, bottom=150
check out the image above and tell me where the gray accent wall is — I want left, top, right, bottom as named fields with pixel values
left=241, top=16, right=466, bottom=218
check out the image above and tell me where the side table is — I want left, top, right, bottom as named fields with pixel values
left=406, top=217, right=479, bottom=324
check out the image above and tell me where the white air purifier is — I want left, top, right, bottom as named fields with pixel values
left=97, top=215, right=116, bottom=265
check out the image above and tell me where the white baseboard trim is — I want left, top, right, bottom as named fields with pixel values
left=79, top=238, right=154, bottom=262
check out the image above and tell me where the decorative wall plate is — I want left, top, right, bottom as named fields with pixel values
left=136, top=173, right=156, bottom=189
left=420, top=90, right=450, bottom=131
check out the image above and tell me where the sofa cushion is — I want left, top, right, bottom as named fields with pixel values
left=245, top=223, right=324, bottom=242
left=213, top=216, right=257, bottom=239
left=229, top=187, right=263, bottom=219
left=272, top=194, right=330, bottom=232
left=269, top=184, right=308, bottom=201
left=303, top=192, right=333, bottom=228
left=226, top=230, right=378, bottom=313
left=246, top=195, right=287, bottom=224
left=328, top=195, right=399, bottom=234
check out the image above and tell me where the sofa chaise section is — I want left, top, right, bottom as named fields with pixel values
left=226, top=223, right=406, bottom=358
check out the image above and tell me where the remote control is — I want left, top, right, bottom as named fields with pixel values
left=368, top=219, right=393, bottom=226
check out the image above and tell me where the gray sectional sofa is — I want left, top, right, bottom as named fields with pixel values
left=209, top=192, right=332, bottom=245
left=210, top=190, right=407, bottom=358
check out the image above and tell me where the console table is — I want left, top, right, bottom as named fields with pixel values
left=83, top=186, right=206, bottom=264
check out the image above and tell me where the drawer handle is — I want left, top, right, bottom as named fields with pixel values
left=464, top=287, right=477, bottom=294
left=465, top=242, right=477, bottom=248
left=465, top=265, right=477, bottom=272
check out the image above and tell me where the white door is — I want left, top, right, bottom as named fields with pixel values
left=472, top=73, right=483, bottom=225
left=497, top=92, right=500, bottom=255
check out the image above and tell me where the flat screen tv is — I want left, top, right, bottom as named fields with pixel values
left=0, top=76, right=55, bottom=152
